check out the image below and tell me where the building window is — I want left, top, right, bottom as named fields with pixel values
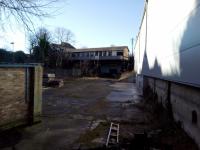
left=99, top=51, right=102, bottom=56
left=95, top=51, right=98, bottom=56
left=103, top=51, right=106, bottom=56
left=77, top=53, right=80, bottom=57
left=117, top=51, right=123, bottom=56
left=90, top=52, right=94, bottom=57
left=108, top=51, right=112, bottom=56
left=192, top=110, right=197, bottom=124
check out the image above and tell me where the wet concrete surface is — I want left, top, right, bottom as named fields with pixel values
left=0, top=72, right=141, bottom=150
left=0, top=72, right=198, bottom=150
left=107, top=82, right=141, bottom=103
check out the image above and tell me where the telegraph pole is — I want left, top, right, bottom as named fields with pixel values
left=10, top=42, right=15, bottom=63
left=131, top=38, right=134, bottom=58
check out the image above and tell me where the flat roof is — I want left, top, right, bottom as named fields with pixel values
left=64, top=46, right=129, bottom=53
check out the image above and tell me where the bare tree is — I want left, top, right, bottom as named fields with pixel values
left=54, top=27, right=75, bottom=44
left=0, top=0, right=59, bottom=30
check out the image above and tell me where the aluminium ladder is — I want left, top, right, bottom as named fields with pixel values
left=106, top=122, right=119, bottom=147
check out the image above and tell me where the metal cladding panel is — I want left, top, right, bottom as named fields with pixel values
left=135, top=0, right=200, bottom=87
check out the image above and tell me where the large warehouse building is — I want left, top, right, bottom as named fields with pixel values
left=134, top=0, right=200, bottom=147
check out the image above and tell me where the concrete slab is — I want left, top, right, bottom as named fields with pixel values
left=1, top=74, right=196, bottom=150
left=107, top=82, right=141, bottom=103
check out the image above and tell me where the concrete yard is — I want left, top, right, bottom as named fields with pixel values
left=0, top=73, right=198, bottom=150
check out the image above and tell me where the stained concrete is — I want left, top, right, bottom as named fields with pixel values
left=107, top=82, right=141, bottom=103
left=0, top=72, right=142, bottom=150
left=0, top=72, right=197, bottom=150
left=143, top=76, right=200, bottom=148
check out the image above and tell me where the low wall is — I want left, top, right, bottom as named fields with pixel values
left=170, top=83, right=200, bottom=148
left=138, top=75, right=200, bottom=148
left=44, top=68, right=82, bottom=78
left=0, top=64, right=42, bottom=130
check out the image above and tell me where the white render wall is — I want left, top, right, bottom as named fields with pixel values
left=134, top=1, right=200, bottom=148
left=134, top=0, right=200, bottom=87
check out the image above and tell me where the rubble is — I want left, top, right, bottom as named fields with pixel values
left=43, top=73, right=64, bottom=87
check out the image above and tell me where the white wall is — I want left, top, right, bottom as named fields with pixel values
left=134, top=0, right=200, bottom=87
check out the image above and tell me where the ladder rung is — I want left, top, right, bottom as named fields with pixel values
left=112, top=123, right=118, bottom=126
left=110, top=133, right=117, bottom=137
left=106, top=122, right=120, bottom=147
left=111, top=127, right=118, bottom=130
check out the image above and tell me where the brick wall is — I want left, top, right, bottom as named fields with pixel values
left=0, top=65, right=42, bottom=130
left=0, top=68, right=28, bottom=127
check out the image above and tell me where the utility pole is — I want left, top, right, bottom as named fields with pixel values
left=10, top=42, right=15, bottom=63
left=131, top=38, right=134, bottom=58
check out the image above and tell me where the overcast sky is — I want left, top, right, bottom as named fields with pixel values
left=0, top=0, right=145, bottom=53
